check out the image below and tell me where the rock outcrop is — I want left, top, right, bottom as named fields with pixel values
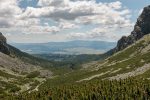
left=0, top=32, right=10, bottom=55
left=113, top=5, right=150, bottom=52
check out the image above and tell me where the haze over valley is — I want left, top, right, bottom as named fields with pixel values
left=11, top=40, right=116, bottom=55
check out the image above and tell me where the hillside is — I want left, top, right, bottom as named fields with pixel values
left=0, top=33, right=55, bottom=95
left=0, top=51, right=53, bottom=93
left=80, top=34, right=150, bottom=81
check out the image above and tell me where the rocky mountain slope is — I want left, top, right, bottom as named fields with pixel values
left=110, top=5, right=150, bottom=53
left=80, top=34, right=150, bottom=81
left=0, top=32, right=10, bottom=55
left=0, top=33, right=53, bottom=94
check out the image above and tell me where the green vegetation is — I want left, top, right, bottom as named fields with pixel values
left=26, top=71, right=40, bottom=78
left=0, top=70, right=17, bottom=78
left=3, top=78, right=150, bottom=100
left=9, top=86, right=21, bottom=93
left=0, top=81, right=20, bottom=94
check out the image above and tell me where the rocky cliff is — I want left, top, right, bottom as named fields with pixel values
left=113, top=5, right=150, bottom=52
left=0, top=32, right=10, bottom=55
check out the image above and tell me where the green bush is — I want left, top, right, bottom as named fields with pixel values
left=9, top=86, right=21, bottom=93
left=26, top=71, right=40, bottom=78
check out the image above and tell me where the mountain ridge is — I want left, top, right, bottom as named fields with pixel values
left=109, top=5, right=150, bottom=54
left=11, top=40, right=116, bottom=54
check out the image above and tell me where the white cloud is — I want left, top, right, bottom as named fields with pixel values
left=0, top=0, right=134, bottom=43
left=59, top=20, right=79, bottom=29
left=108, top=1, right=122, bottom=10
left=67, top=27, right=120, bottom=41
left=0, top=0, right=22, bottom=28
left=67, top=21, right=133, bottom=42
left=38, top=0, right=68, bottom=7
left=20, top=1, right=97, bottom=21
left=20, top=0, right=132, bottom=27
left=24, top=25, right=60, bottom=34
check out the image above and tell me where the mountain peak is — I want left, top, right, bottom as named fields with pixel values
left=113, top=5, right=150, bottom=52
left=0, top=32, right=10, bottom=55
left=131, top=5, right=150, bottom=38
left=0, top=32, right=6, bottom=43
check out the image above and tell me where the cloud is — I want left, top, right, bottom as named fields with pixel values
left=0, top=0, right=60, bottom=34
left=67, top=22, right=133, bottom=41
left=67, top=27, right=120, bottom=41
left=21, top=0, right=132, bottom=27
left=24, top=25, right=60, bottom=34
left=108, top=1, right=122, bottom=9
left=20, top=0, right=96, bottom=21
left=0, top=0, right=134, bottom=43
left=0, top=0, right=22, bottom=28
left=59, top=20, right=79, bottom=29
left=38, top=0, right=67, bottom=7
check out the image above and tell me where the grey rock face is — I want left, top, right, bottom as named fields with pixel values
left=0, top=32, right=10, bottom=55
left=114, top=5, right=150, bottom=52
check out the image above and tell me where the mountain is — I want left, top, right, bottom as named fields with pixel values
left=11, top=40, right=116, bottom=55
left=0, top=32, right=10, bottom=55
left=0, top=32, right=52, bottom=67
left=111, top=5, right=150, bottom=53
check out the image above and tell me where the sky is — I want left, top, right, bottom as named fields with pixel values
left=0, top=0, right=149, bottom=43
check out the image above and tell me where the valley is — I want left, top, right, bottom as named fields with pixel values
left=0, top=2, right=150, bottom=100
